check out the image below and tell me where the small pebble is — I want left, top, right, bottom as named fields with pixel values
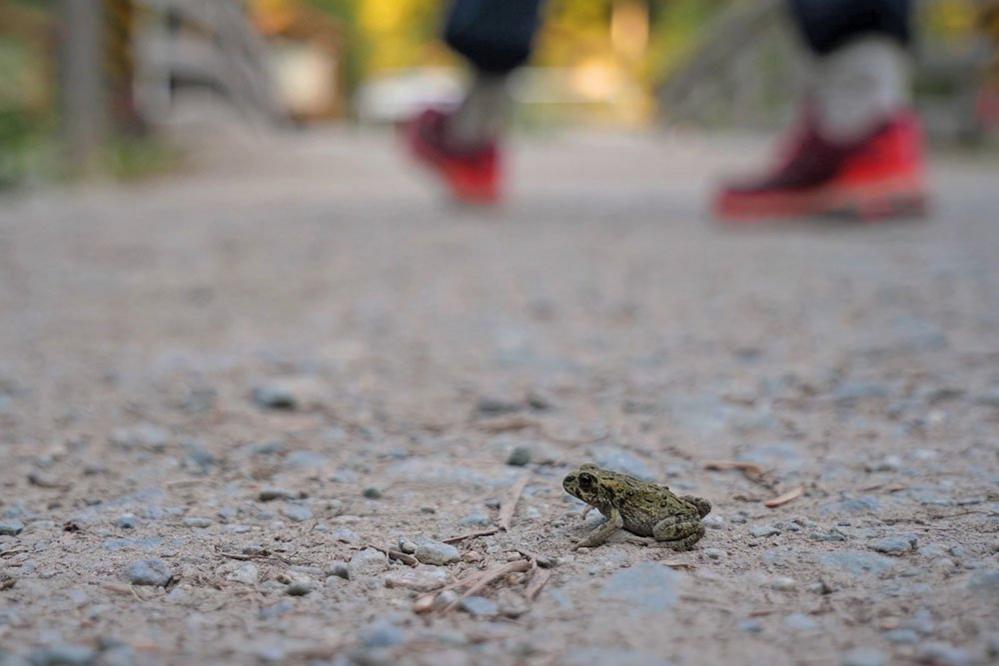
left=883, top=628, right=919, bottom=645
left=869, top=535, right=917, bottom=556
left=841, top=647, right=885, bottom=666
left=413, top=538, right=460, bottom=565
left=127, top=559, right=172, bottom=587
left=704, top=548, right=726, bottom=561
left=26, top=644, right=96, bottom=666
left=916, top=643, right=973, bottom=666
left=258, top=488, right=300, bottom=502
left=333, top=528, right=362, bottom=545
left=460, top=513, right=492, bottom=527
left=784, top=613, right=818, bottom=631
left=383, top=566, right=449, bottom=592
left=228, top=563, right=259, bottom=585
left=703, top=515, right=725, bottom=530
left=360, top=620, right=406, bottom=649
left=329, top=562, right=350, bottom=580
left=252, top=383, right=297, bottom=410
left=0, top=520, right=24, bottom=536
left=751, top=525, right=781, bottom=538
left=506, top=446, right=532, bottom=467
left=737, top=619, right=764, bottom=634
left=350, top=548, right=388, bottom=575
left=475, top=397, right=522, bottom=416
left=362, top=487, right=383, bottom=500
left=769, top=576, right=796, bottom=591
left=182, top=517, right=212, bottom=529
left=285, top=581, right=313, bottom=596
left=280, top=504, right=312, bottom=523
left=434, top=589, right=459, bottom=611
left=114, top=514, right=137, bottom=530
left=460, top=595, right=499, bottom=618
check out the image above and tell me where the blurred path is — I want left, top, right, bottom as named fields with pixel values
left=0, top=129, right=997, bottom=664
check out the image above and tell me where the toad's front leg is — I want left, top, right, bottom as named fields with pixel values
left=573, top=507, right=623, bottom=550
left=652, top=515, right=705, bottom=551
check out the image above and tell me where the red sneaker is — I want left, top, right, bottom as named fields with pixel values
left=404, top=108, right=501, bottom=205
left=714, top=110, right=929, bottom=221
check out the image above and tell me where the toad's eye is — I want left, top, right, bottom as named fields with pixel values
left=578, top=473, right=596, bottom=489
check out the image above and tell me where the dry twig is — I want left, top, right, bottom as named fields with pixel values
left=525, top=568, right=552, bottom=601
left=499, top=473, right=531, bottom=532
left=366, top=544, right=418, bottom=567
left=443, top=559, right=532, bottom=612
left=443, top=528, right=500, bottom=544
left=764, top=485, right=804, bottom=508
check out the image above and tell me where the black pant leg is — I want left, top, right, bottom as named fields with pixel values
left=788, top=0, right=913, bottom=55
left=444, top=0, right=545, bottom=74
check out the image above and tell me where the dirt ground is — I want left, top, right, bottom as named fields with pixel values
left=0, top=128, right=997, bottom=666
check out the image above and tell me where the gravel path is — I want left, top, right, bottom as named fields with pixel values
left=0, top=128, right=997, bottom=665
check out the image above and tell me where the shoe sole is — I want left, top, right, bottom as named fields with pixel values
left=717, top=174, right=929, bottom=223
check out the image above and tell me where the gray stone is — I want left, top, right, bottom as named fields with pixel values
left=258, top=601, right=293, bottom=620
left=975, top=387, right=999, bottom=408
left=27, top=645, right=95, bottom=666
left=869, top=535, right=917, bottom=556
left=227, top=563, right=259, bottom=585
left=784, top=613, right=818, bottom=631
left=883, top=629, right=919, bottom=645
left=126, top=559, right=172, bottom=586
left=333, top=528, right=362, bottom=545
left=506, top=446, right=532, bottom=467
left=0, top=520, right=24, bottom=536
left=252, top=383, right=298, bottom=410
left=809, top=527, right=849, bottom=542
left=702, top=515, right=725, bottom=530
left=280, top=503, right=312, bottom=523
left=832, top=496, right=882, bottom=515
left=835, top=382, right=891, bottom=404
left=349, top=548, right=388, bottom=576
left=109, top=424, right=170, bottom=452
left=819, top=551, right=894, bottom=576
left=704, top=548, right=727, bottom=560
left=114, top=515, right=137, bottom=530
left=284, top=450, right=327, bottom=469
left=285, top=581, right=313, bottom=596
left=413, top=538, right=460, bottom=566
left=459, top=513, right=492, bottom=527
left=750, top=525, right=781, bottom=538
left=916, top=643, right=974, bottom=666
left=969, top=570, right=999, bottom=598
left=737, top=619, right=764, bottom=634
left=599, top=562, right=680, bottom=612
left=258, top=488, right=300, bottom=502
left=383, top=566, right=448, bottom=592
left=459, top=596, right=499, bottom=618
left=96, top=645, right=135, bottom=666
left=362, top=487, right=383, bottom=500
left=564, top=648, right=664, bottom=666
left=182, top=516, right=212, bottom=528
left=360, top=620, right=407, bottom=648
left=840, top=648, right=885, bottom=666
left=329, top=562, right=351, bottom=580
left=769, top=576, right=796, bottom=591
left=867, top=455, right=902, bottom=472
left=475, top=397, right=522, bottom=417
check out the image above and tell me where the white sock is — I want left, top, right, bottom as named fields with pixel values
left=812, top=36, right=912, bottom=144
left=447, top=74, right=511, bottom=150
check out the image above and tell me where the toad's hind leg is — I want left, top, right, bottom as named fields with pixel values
left=652, top=515, right=705, bottom=551
left=682, top=496, right=712, bottom=518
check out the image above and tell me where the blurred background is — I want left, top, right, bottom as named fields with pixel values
left=1, top=0, right=998, bottom=188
